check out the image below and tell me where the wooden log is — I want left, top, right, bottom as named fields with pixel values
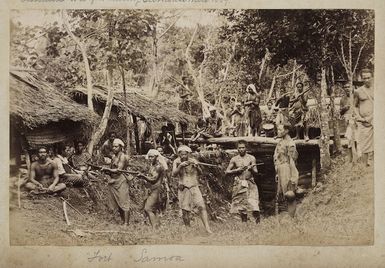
left=178, top=136, right=348, bottom=148
left=178, top=136, right=322, bottom=146
left=311, top=158, right=317, bottom=187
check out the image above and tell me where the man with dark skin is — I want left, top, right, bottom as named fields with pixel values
left=102, top=139, right=131, bottom=226
left=25, top=147, right=66, bottom=193
left=69, top=141, right=91, bottom=171
left=290, top=82, right=309, bottom=141
left=354, top=69, right=374, bottom=166
left=225, top=141, right=260, bottom=223
left=137, top=149, right=165, bottom=229
left=172, top=145, right=212, bottom=234
left=101, top=131, right=117, bottom=160
left=244, top=84, right=262, bottom=136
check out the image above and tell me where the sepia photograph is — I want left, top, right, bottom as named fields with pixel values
left=9, top=8, right=374, bottom=247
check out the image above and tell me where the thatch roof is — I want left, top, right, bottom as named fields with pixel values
left=70, top=85, right=196, bottom=125
left=10, top=70, right=99, bottom=129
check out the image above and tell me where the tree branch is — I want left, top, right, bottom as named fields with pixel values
left=340, top=38, right=348, bottom=73
left=61, top=10, right=94, bottom=112
left=348, top=31, right=352, bottom=73
left=353, top=42, right=366, bottom=75
left=157, top=13, right=182, bottom=40
left=275, top=65, right=302, bottom=78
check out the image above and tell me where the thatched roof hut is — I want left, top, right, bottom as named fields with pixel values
left=9, top=70, right=99, bottom=150
left=69, top=85, right=196, bottom=126
left=10, top=70, right=98, bottom=129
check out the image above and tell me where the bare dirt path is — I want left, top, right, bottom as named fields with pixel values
left=9, top=154, right=373, bottom=246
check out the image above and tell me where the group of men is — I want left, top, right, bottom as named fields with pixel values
left=23, top=131, right=301, bottom=234
left=25, top=141, right=93, bottom=194
left=227, top=82, right=310, bottom=140
left=22, top=69, right=373, bottom=234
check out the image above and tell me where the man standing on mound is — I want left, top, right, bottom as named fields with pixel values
left=172, top=145, right=212, bottom=234
left=225, top=140, right=261, bottom=224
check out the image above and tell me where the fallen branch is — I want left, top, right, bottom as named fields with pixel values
left=62, top=200, right=71, bottom=226
left=60, top=197, right=85, bottom=217
left=83, top=188, right=90, bottom=198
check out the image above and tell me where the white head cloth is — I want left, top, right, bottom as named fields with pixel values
left=177, top=145, right=192, bottom=153
left=246, top=84, right=257, bottom=94
left=146, top=149, right=160, bottom=159
left=112, top=138, right=125, bottom=147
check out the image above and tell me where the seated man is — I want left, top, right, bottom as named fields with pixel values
left=49, top=147, right=87, bottom=187
left=25, top=147, right=66, bottom=194
left=69, top=141, right=91, bottom=171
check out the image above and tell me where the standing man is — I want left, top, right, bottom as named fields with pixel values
left=172, top=145, right=212, bottom=234
left=103, top=139, right=131, bottom=226
left=274, top=123, right=299, bottom=218
left=230, top=102, right=246, bottom=137
left=244, top=84, right=262, bottom=136
left=204, top=106, right=223, bottom=138
left=354, top=68, right=374, bottom=166
left=290, top=82, right=309, bottom=141
left=25, top=147, right=66, bottom=193
left=137, top=149, right=166, bottom=228
left=157, top=126, right=177, bottom=155
left=225, top=140, right=260, bottom=223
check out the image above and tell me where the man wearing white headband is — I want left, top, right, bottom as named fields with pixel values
left=102, top=138, right=131, bottom=226
left=137, top=149, right=166, bottom=229
left=172, top=145, right=212, bottom=234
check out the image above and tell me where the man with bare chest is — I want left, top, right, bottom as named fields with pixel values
left=137, top=149, right=166, bottom=229
left=354, top=68, right=374, bottom=166
left=172, top=145, right=212, bottom=234
left=225, top=140, right=260, bottom=223
left=25, top=147, right=66, bottom=193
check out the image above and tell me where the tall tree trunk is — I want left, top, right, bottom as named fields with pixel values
left=87, top=67, right=115, bottom=155
left=61, top=10, right=94, bottom=112
left=291, top=59, right=297, bottom=90
left=329, top=65, right=342, bottom=153
left=150, top=31, right=159, bottom=97
left=185, top=25, right=210, bottom=117
left=120, top=67, right=131, bottom=156
left=318, top=67, right=331, bottom=170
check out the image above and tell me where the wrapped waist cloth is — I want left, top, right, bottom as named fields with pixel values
left=230, top=177, right=259, bottom=213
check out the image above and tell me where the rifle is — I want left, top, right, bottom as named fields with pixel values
left=288, top=88, right=312, bottom=111
left=86, top=162, right=140, bottom=176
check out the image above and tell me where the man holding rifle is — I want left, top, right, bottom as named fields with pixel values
left=172, top=145, right=212, bottom=234
left=101, top=138, right=131, bottom=226
left=136, top=149, right=166, bottom=229
left=225, top=140, right=261, bottom=224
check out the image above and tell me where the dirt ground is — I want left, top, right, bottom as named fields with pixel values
left=9, top=151, right=373, bottom=246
